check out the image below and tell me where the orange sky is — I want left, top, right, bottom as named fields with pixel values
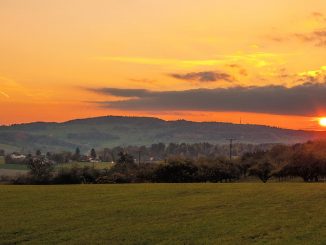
left=0, top=0, right=326, bottom=130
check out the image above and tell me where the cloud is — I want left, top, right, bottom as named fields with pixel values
left=94, top=52, right=284, bottom=69
left=88, top=88, right=151, bottom=98
left=268, top=12, right=326, bottom=47
left=312, top=12, right=324, bottom=17
left=88, top=82, right=326, bottom=116
left=269, top=30, right=326, bottom=47
left=297, top=66, right=326, bottom=83
left=295, top=29, right=326, bottom=47
left=311, top=12, right=326, bottom=23
left=227, top=64, right=248, bottom=76
left=299, top=12, right=326, bottom=46
left=169, top=71, right=234, bottom=82
left=94, top=56, right=225, bottom=68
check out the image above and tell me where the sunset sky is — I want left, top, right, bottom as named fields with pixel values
left=1, top=0, right=326, bottom=130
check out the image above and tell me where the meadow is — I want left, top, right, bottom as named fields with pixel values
left=58, top=161, right=113, bottom=170
left=0, top=183, right=325, bottom=244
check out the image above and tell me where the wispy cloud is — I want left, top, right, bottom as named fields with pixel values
left=94, top=52, right=286, bottom=68
left=295, top=29, right=326, bottom=47
left=311, top=12, right=326, bottom=23
left=169, top=71, right=234, bottom=82
left=227, top=64, right=248, bottom=76
left=88, top=88, right=151, bottom=98
left=94, top=56, right=225, bottom=68
left=269, top=12, right=326, bottom=47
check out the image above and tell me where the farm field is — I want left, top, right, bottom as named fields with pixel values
left=58, top=161, right=113, bottom=170
left=0, top=183, right=325, bottom=244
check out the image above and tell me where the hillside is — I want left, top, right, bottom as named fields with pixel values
left=0, top=116, right=325, bottom=152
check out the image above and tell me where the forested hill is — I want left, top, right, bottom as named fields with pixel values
left=0, top=116, right=325, bottom=152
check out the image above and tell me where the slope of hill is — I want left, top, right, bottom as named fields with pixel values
left=0, top=116, right=325, bottom=152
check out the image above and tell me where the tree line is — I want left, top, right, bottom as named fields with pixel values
left=5, top=140, right=326, bottom=184
left=3, top=142, right=275, bottom=165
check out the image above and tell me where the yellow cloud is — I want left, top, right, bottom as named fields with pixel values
left=95, top=56, right=225, bottom=68
left=95, top=52, right=286, bottom=69
left=298, top=66, right=326, bottom=78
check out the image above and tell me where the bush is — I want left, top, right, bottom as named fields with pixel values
left=197, top=158, right=240, bottom=183
left=11, top=174, right=34, bottom=185
left=53, top=167, right=82, bottom=184
left=135, top=163, right=157, bottom=182
left=95, top=176, right=114, bottom=184
left=80, top=167, right=101, bottom=184
left=153, top=159, right=198, bottom=183
left=53, top=166, right=101, bottom=184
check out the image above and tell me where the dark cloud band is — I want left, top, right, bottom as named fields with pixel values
left=88, top=82, right=326, bottom=116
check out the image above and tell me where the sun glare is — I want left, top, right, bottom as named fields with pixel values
left=319, top=118, right=326, bottom=127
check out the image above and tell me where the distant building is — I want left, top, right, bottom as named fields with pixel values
left=90, top=159, right=101, bottom=163
left=10, top=153, right=26, bottom=160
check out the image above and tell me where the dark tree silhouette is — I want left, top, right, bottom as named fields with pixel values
left=36, top=149, right=42, bottom=156
left=27, top=157, right=54, bottom=183
left=73, top=147, right=81, bottom=161
left=75, top=147, right=81, bottom=156
left=249, top=158, right=275, bottom=183
left=117, top=152, right=134, bottom=164
left=90, top=148, right=97, bottom=159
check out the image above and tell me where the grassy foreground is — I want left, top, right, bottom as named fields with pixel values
left=0, top=184, right=325, bottom=245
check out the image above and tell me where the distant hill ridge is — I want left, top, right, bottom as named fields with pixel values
left=0, top=115, right=325, bottom=152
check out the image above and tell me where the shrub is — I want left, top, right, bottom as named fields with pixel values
left=80, top=166, right=101, bottom=184
left=135, top=163, right=157, bottom=182
left=197, top=158, right=240, bottom=183
left=153, top=158, right=198, bottom=183
left=53, top=166, right=101, bottom=184
left=95, top=176, right=114, bottom=184
left=53, top=167, right=82, bottom=184
left=11, top=174, right=34, bottom=185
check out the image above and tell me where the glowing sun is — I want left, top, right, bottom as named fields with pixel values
left=319, top=118, right=326, bottom=127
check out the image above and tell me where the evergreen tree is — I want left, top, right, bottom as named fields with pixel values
left=36, top=149, right=42, bottom=156
left=90, top=148, right=97, bottom=159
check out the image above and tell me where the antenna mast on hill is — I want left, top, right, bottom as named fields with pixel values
left=226, top=138, right=237, bottom=160
left=138, top=150, right=141, bottom=165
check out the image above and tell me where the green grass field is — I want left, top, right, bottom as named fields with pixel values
left=0, top=163, right=28, bottom=171
left=0, top=183, right=325, bottom=244
left=58, top=161, right=113, bottom=170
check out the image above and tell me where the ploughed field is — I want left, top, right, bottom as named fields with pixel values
left=0, top=183, right=325, bottom=244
